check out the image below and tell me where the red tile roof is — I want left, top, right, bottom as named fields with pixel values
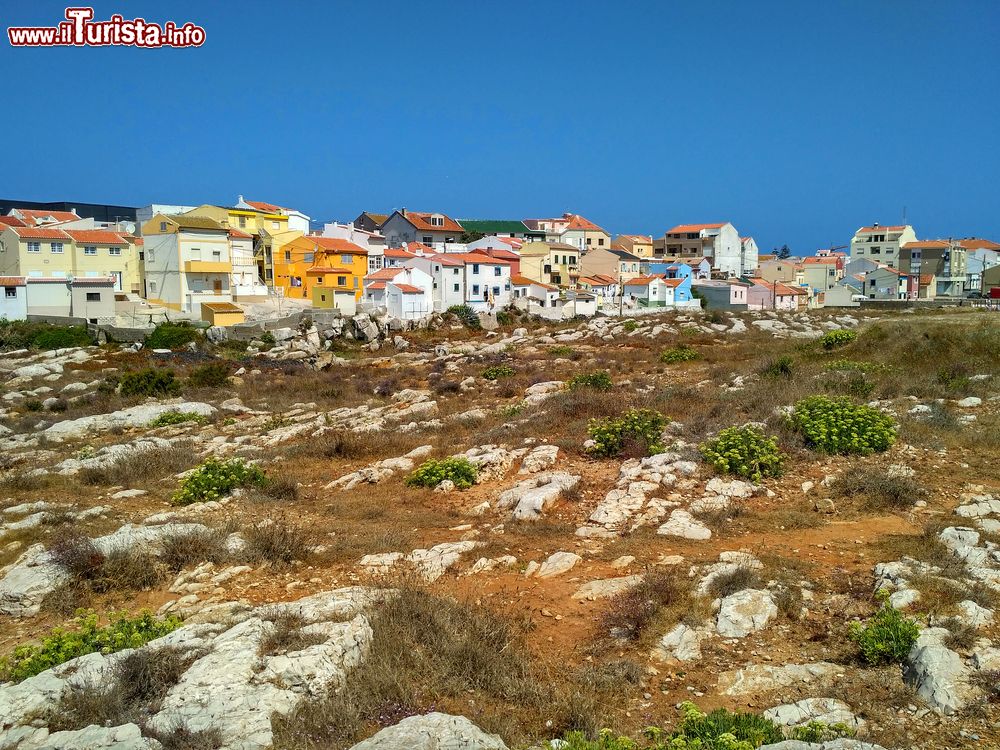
left=0, top=216, right=27, bottom=227
left=802, top=256, right=839, bottom=264
left=562, top=213, right=606, bottom=233
left=393, top=283, right=424, bottom=294
left=311, top=237, right=367, bottom=254
left=429, top=254, right=464, bottom=267
left=229, top=228, right=253, bottom=239
left=384, top=246, right=417, bottom=258
left=618, top=234, right=652, bottom=243
left=244, top=200, right=284, bottom=213
left=903, top=240, right=951, bottom=250
left=367, top=268, right=405, bottom=281
left=396, top=211, right=463, bottom=233
left=470, top=247, right=519, bottom=261
left=623, top=275, right=662, bottom=286
left=497, top=236, right=523, bottom=248
left=446, top=253, right=511, bottom=266
left=667, top=223, right=727, bottom=234
left=662, top=278, right=685, bottom=288
left=0, top=276, right=26, bottom=286
left=405, top=242, right=435, bottom=254
left=64, top=229, right=129, bottom=245
left=9, top=227, right=71, bottom=240
left=13, top=209, right=80, bottom=226
left=958, top=238, right=1000, bottom=251
left=856, top=225, right=908, bottom=233
left=367, top=281, right=386, bottom=290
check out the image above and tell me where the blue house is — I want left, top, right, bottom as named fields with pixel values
left=642, top=258, right=711, bottom=280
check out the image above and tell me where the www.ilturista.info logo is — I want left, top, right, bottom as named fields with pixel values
left=8, top=7, right=206, bottom=48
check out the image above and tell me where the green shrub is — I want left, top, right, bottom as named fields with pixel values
left=447, top=304, right=481, bottom=330
left=119, top=368, right=181, bottom=398
left=482, top=364, right=515, bottom=381
left=790, top=720, right=855, bottom=743
left=259, top=331, right=277, bottom=347
left=818, top=328, right=857, bottom=350
left=848, top=596, right=920, bottom=666
left=405, top=457, right=478, bottom=490
left=587, top=408, right=667, bottom=458
left=171, top=458, right=266, bottom=505
left=31, top=325, right=93, bottom=350
left=621, top=320, right=639, bottom=333
left=700, top=425, right=785, bottom=482
left=569, top=371, right=613, bottom=391
left=936, top=363, right=971, bottom=393
left=0, top=610, right=181, bottom=683
left=660, top=345, right=698, bottom=364
left=149, top=411, right=208, bottom=428
left=145, top=322, right=199, bottom=350
left=187, top=361, right=231, bottom=388
left=25, top=399, right=43, bottom=412
left=761, top=355, right=794, bottom=378
left=826, top=358, right=886, bottom=373
left=790, top=395, right=896, bottom=455
left=496, top=311, right=514, bottom=326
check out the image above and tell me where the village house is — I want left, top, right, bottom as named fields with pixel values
left=849, top=224, right=917, bottom=268
left=518, top=242, right=580, bottom=286
left=6, top=208, right=82, bottom=227
left=511, top=276, right=560, bottom=308
left=644, top=258, right=712, bottom=280
left=362, top=266, right=434, bottom=320
left=579, top=246, right=643, bottom=284
left=863, top=267, right=914, bottom=300
left=692, top=278, right=750, bottom=310
left=655, top=222, right=749, bottom=277
left=981, top=265, right=1000, bottom=297
left=25, top=276, right=116, bottom=323
left=227, top=229, right=268, bottom=302
left=352, top=212, right=389, bottom=234
left=380, top=210, right=464, bottom=249
left=576, top=274, right=619, bottom=304
left=464, top=238, right=523, bottom=274
left=621, top=275, right=687, bottom=309
left=404, top=253, right=512, bottom=312
left=523, top=214, right=610, bottom=252
left=0, top=276, right=27, bottom=320
left=745, top=278, right=806, bottom=311
left=300, top=236, right=371, bottom=303
left=900, top=239, right=967, bottom=297
left=740, top=237, right=760, bottom=271
left=141, top=214, right=233, bottom=313
left=613, top=235, right=654, bottom=258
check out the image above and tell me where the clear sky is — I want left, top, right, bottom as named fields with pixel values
left=2, top=0, right=998, bottom=253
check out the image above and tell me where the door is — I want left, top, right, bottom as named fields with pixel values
left=213, top=278, right=222, bottom=294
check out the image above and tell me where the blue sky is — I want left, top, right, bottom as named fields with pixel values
left=2, top=0, right=998, bottom=253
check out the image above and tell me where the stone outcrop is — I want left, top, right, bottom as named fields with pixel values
left=495, top=471, right=580, bottom=520
left=348, top=712, right=509, bottom=750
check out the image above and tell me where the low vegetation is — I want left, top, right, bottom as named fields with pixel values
left=599, top=571, right=688, bottom=641
left=818, top=328, right=857, bottom=350
left=187, top=361, right=231, bottom=388
left=119, top=367, right=182, bottom=398
left=405, top=456, right=478, bottom=490
left=149, top=411, right=208, bottom=428
left=568, top=371, right=613, bottom=390
left=146, top=322, right=200, bottom=349
left=0, top=320, right=93, bottom=350
left=0, top=610, right=181, bottom=683
left=699, top=425, right=785, bottom=481
left=831, top=466, right=925, bottom=510
left=482, top=364, right=515, bottom=380
left=790, top=395, right=896, bottom=454
left=446, top=304, right=481, bottom=329
left=587, top=408, right=667, bottom=458
left=660, top=344, right=698, bottom=364
left=171, top=457, right=266, bottom=505
left=848, top=596, right=920, bottom=666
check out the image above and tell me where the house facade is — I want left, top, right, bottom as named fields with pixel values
left=141, top=214, right=233, bottom=313
left=656, top=222, right=746, bottom=277
left=579, top=247, right=642, bottom=284
left=25, top=276, right=116, bottom=323
left=380, top=210, right=464, bottom=248
left=863, top=267, right=911, bottom=300
left=850, top=224, right=917, bottom=268
left=900, top=240, right=967, bottom=297
left=523, top=214, right=609, bottom=251
left=353, top=212, right=389, bottom=234
left=622, top=275, right=678, bottom=308
left=301, top=237, right=370, bottom=301
left=362, top=266, right=434, bottom=320
left=518, top=242, right=579, bottom=286
left=403, top=253, right=512, bottom=312
left=228, top=230, right=268, bottom=301
left=614, top=235, right=654, bottom=259
left=692, top=279, right=749, bottom=310
left=0, top=276, right=27, bottom=320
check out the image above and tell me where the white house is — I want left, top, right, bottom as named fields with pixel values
left=511, top=275, right=560, bottom=308
left=403, top=253, right=511, bottom=312
left=228, top=229, right=268, bottom=301
left=659, top=222, right=746, bottom=277
left=850, top=224, right=917, bottom=268
left=0, top=276, right=27, bottom=320
left=740, top=236, right=759, bottom=274
left=362, top=266, right=434, bottom=320
left=622, top=275, right=679, bottom=308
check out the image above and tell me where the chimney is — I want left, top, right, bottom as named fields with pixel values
left=401, top=207, right=406, bottom=218
left=873, top=222, right=879, bottom=228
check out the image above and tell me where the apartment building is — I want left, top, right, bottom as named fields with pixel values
left=655, top=222, right=748, bottom=276
left=518, top=241, right=580, bottom=286
left=141, top=214, right=233, bottom=313
left=849, top=224, right=917, bottom=268
left=900, top=239, right=967, bottom=297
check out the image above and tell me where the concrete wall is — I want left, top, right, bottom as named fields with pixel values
left=0, top=284, right=27, bottom=320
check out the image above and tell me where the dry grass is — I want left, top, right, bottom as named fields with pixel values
left=239, top=519, right=312, bottom=567
left=258, top=610, right=328, bottom=656
left=831, top=466, right=926, bottom=511
left=77, top=445, right=195, bottom=488
left=707, top=565, right=763, bottom=599
left=159, top=528, right=230, bottom=573
left=599, top=570, right=690, bottom=641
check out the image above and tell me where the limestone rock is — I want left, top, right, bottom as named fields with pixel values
left=903, top=628, right=971, bottom=714
left=348, top=712, right=508, bottom=750
left=716, top=589, right=777, bottom=637
left=495, top=472, right=580, bottom=520
left=764, top=697, right=864, bottom=732
left=657, top=509, right=711, bottom=540
left=536, top=551, right=582, bottom=579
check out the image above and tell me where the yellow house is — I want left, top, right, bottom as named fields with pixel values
left=303, top=236, right=370, bottom=301
left=614, top=235, right=654, bottom=259
left=518, top=241, right=580, bottom=287
left=0, top=226, right=140, bottom=293
left=141, top=214, right=234, bottom=312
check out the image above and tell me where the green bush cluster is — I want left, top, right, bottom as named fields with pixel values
left=699, top=426, right=785, bottom=482
left=171, top=457, right=266, bottom=505
left=790, top=395, right=896, bottom=455
left=145, top=322, right=200, bottom=349
left=446, top=305, right=481, bottom=330
left=0, top=320, right=93, bottom=350
left=818, top=328, right=857, bottom=350
left=149, top=411, right=207, bottom=428
left=482, top=364, right=515, bottom=381
left=587, top=408, right=667, bottom=458
left=0, top=610, right=181, bottom=683
left=760, top=355, right=794, bottom=378
left=187, top=361, right=231, bottom=388
left=789, top=720, right=855, bottom=743
left=825, top=358, right=886, bottom=373
left=405, top=457, right=478, bottom=490
left=496, top=311, right=514, bottom=326
left=848, top=596, right=920, bottom=665
left=119, top=368, right=181, bottom=398
left=621, top=320, right=639, bottom=333
left=569, top=371, right=613, bottom=390
left=548, top=702, right=783, bottom=750
left=660, top=345, right=698, bottom=364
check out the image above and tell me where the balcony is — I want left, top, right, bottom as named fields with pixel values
left=184, top=261, right=230, bottom=274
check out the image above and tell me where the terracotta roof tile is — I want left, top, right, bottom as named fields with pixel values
left=9, top=227, right=72, bottom=240
left=244, top=200, right=284, bottom=213
left=666, top=223, right=727, bottom=234
left=0, top=276, right=26, bottom=286
left=856, top=225, right=908, bottom=233
left=0, top=216, right=27, bottom=227
left=392, top=283, right=424, bottom=294
left=64, top=230, right=129, bottom=245
left=311, top=237, right=367, bottom=254
left=13, top=209, right=80, bottom=225
left=396, top=211, right=463, bottom=233
left=367, top=268, right=405, bottom=281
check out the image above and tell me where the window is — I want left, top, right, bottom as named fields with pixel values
left=472, top=284, right=480, bottom=295
left=239, top=216, right=247, bottom=228
left=340, top=254, right=352, bottom=265
left=84, top=246, right=97, bottom=256
left=4, top=287, right=16, bottom=298
left=85, top=292, right=101, bottom=302
left=472, top=264, right=480, bottom=274
left=492, top=286, right=500, bottom=296
left=27, top=242, right=40, bottom=253
left=109, top=247, right=122, bottom=256
left=422, top=236, right=433, bottom=245
left=337, top=276, right=346, bottom=286
left=871, top=246, right=881, bottom=254
left=272, top=221, right=279, bottom=229
left=494, top=266, right=501, bottom=276
left=598, top=238, right=604, bottom=246
left=160, top=221, right=167, bottom=232
left=147, top=250, right=154, bottom=262
left=51, top=242, right=64, bottom=254
left=453, top=268, right=459, bottom=275
left=284, top=250, right=291, bottom=262
left=586, top=237, right=592, bottom=245
left=149, top=281, right=157, bottom=293
left=211, top=250, right=221, bottom=261
left=429, top=216, right=444, bottom=227
left=453, top=283, right=460, bottom=292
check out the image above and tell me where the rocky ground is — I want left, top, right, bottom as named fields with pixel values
left=0, top=306, right=998, bottom=750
